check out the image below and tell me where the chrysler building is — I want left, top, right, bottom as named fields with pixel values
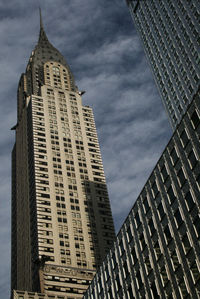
left=11, top=12, right=115, bottom=299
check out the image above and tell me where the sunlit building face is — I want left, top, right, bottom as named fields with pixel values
left=11, top=13, right=115, bottom=299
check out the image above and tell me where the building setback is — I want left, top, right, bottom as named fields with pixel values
left=126, top=0, right=200, bottom=129
left=83, top=93, right=200, bottom=298
left=11, top=13, right=115, bottom=299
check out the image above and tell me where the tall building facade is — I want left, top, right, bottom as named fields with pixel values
left=126, top=0, right=200, bottom=129
left=11, top=13, right=115, bottom=299
left=83, top=2, right=200, bottom=298
left=83, top=92, right=200, bottom=299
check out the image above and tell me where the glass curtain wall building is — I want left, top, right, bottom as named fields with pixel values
left=83, top=92, right=200, bottom=299
left=83, top=1, right=200, bottom=298
left=126, top=0, right=200, bottom=129
left=11, top=13, right=115, bottom=299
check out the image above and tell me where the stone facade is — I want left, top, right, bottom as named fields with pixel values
left=11, top=13, right=115, bottom=299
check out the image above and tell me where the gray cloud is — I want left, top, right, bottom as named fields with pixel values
left=0, top=0, right=171, bottom=297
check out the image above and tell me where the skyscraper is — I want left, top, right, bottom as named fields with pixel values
left=83, top=1, right=200, bottom=298
left=83, top=86, right=200, bottom=299
left=126, top=0, right=200, bottom=129
left=11, top=12, right=115, bottom=299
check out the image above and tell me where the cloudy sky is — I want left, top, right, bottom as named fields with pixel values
left=0, top=0, right=172, bottom=297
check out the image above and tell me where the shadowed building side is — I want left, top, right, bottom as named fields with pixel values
left=83, top=89, right=200, bottom=299
left=126, top=0, right=200, bottom=129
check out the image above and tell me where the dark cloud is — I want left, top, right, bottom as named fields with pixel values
left=0, top=0, right=172, bottom=297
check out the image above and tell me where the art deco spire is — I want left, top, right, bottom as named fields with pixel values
left=39, top=7, right=44, bottom=29
left=32, top=8, right=68, bottom=66
left=38, top=8, right=49, bottom=43
left=24, top=9, right=76, bottom=95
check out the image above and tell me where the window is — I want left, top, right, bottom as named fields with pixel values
left=119, top=239, right=125, bottom=255
left=164, top=225, right=172, bottom=243
left=160, top=266, right=168, bottom=286
left=148, top=219, right=156, bottom=236
left=171, top=250, right=179, bottom=271
left=179, top=278, right=188, bottom=297
left=127, top=226, right=133, bottom=242
left=151, top=282, right=159, bottom=298
left=116, top=274, right=121, bottom=292
left=123, top=261, right=129, bottom=278
left=182, top=234, right=191, bottom=254
left=191, top=110, right=200, bottom=129
left=154, top=241, right=161, bottom=259
left=177, top=168, right=186, bottom=187
left=135, top=212, right=141, bottom=228
left=167, top=186, right=176, bottom=204
left=52, top=66, right=60, bottom=75
left=158, top=202, right=165, bottom=220
left=161, top=165, right=168, bottom=182
left=193, top=215, right=200, bottom=238
left=112, top=252, right=117, bottom=269
left=105, top=266, right=110, bottom=281
left=108, top=287, right=113, bottom=299
left=174, top=209, right=183, bottom=227
left=185, top=190, right=195, bottom=211
left=131, top=247, right=138, bottom=265
left=170, top=148, right=178, bottom=165
left=128, top=285, right=134, bottom=299
left=139, top=233, right=146, bottom=251
left=143, top=197, right=150, bottom=213
left=188, top=150, right=198, bottom=169
left=152, top=181, right=159, bottom=197
left=190, top=260, right=200, bottom=283
left=136, top=270, right=143, bottom=289
left=144, top=256, right=151, bottom=274
left=197, top=174, right=200, bottom=189
left=180, top=129, right=189, bottom=148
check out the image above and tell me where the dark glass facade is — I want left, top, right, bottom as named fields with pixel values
left=83, top=2, right=200, bottom=298
left=127, top=0, right=200, bottom=129
left=83, top=92, right=200, bottom=299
